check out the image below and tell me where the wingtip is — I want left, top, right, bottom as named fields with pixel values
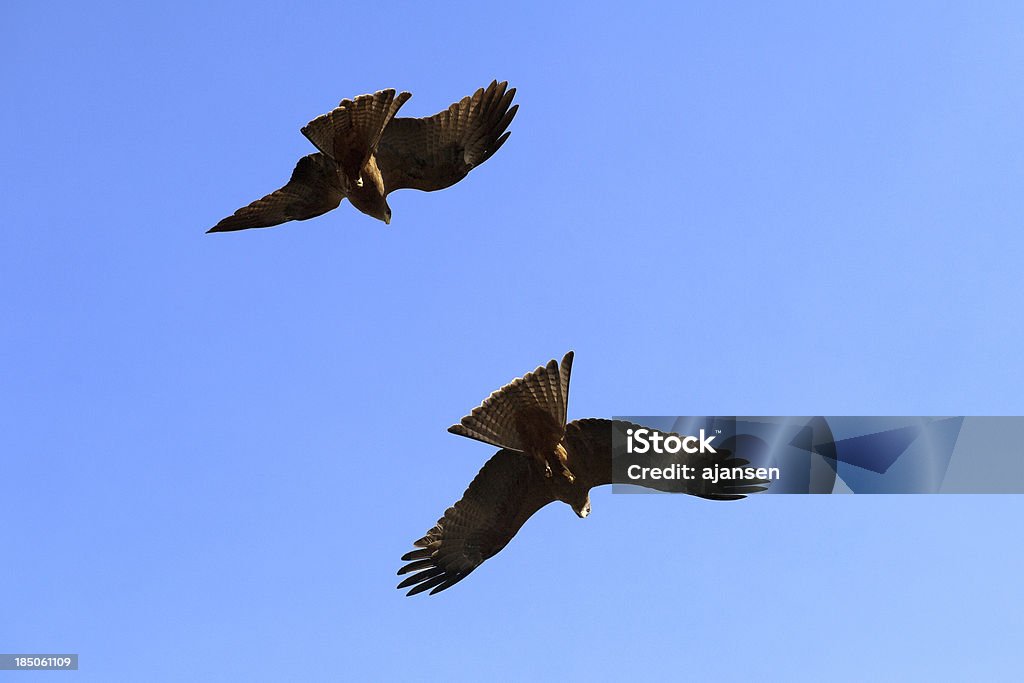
left=561, top=350, right=575, bottom=372
left=400, top=548, right=432, bottom=562
left=396, top=575, right=421, bottom=590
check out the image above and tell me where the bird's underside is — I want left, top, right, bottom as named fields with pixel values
left=398, top=353, right=769, bottom=596
left=207, top=80, right=518, bottom=233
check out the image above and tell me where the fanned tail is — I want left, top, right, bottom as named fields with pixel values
left=448, top=351, right=574, bottom=452
left=301, top=88, right=411, bottom=180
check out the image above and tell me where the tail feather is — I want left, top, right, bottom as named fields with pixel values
left=301, top=89, right=411, bottom=180
left=448, top=351, right=574, bottom=452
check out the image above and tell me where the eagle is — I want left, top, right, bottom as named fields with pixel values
left=397, top=352, right=768, bottom=597
left=207, top=80, right=517, bottom=233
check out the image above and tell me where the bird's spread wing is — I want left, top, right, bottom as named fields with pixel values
left=563, top=419, right=770, bottom=499
left=207, top=153, right=344, bottom=233
left=301, top=89, right=411, bottom=181
left=448, top=351, right=573, bottom=453
left=376, top=80, right=518, bottom=194
left=397, top=449, right=554, bottom=596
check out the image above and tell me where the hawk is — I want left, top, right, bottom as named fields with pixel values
left=397, top=352, right=768, bottom=596
left=207, top=81, right=517, bottom=233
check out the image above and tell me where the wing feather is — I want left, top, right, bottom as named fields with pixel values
left=376, top=80, right=518, bottom=194
left=396, top=449, right=554, bottom=596
left=207, top=153, right=344, bottom=233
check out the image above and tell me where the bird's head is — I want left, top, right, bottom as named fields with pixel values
left=349, top=192, right=392, bottom=225
left=347, top=159, right=392, bottom=225
left=572, top=492, right=591, bottom=519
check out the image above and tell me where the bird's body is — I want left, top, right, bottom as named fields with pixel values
left=398, top=352, right=768, bottom=596
left=345, top=154, right=389, bottom=222
left=208, top=81, right=517, bottom=233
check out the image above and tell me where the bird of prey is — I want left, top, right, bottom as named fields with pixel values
left=397, top=351, right=768, bottom=597
left=207, top=81, right=517, bottom=233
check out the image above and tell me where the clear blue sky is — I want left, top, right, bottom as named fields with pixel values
left=3, top=2, right=1023, bottom=680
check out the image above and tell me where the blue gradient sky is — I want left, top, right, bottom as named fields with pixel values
left=3, top=2, right=1023, bottom=680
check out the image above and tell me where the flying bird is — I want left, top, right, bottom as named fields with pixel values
left=397, top=351, right=768, bottom=597
left=207, top=81, right=517, bottom=233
